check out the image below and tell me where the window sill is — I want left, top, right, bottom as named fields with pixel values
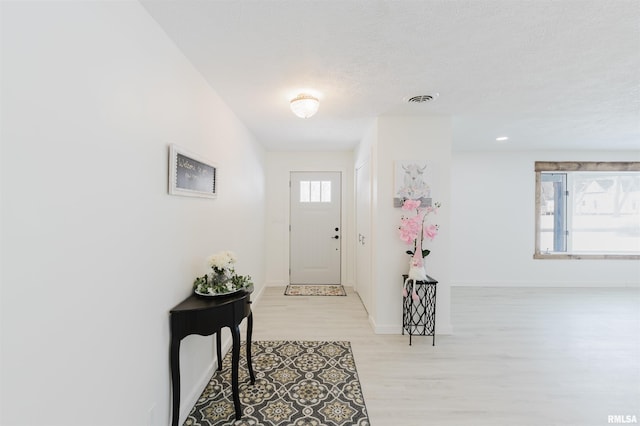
left=534, top=253, right=640, bottom=260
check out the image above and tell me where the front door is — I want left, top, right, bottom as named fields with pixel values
left=289, top=172, right=341, bottom=284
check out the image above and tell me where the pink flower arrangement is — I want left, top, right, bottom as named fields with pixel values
left=399, top=199, right=441, bottom=258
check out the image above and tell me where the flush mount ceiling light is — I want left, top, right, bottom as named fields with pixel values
left=290, top=93, right=319, bottom=118
left=496, top=136, right=509, bottom=141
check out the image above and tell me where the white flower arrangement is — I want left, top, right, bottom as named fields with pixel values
left=194, top=250, right=252, bottom=296
left=208, top=250, right=237, bottom=274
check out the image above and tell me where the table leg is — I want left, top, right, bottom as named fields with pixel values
left=432, top=287, right=437, bottom=346
left=409, top=301, right=413, bottom=346
left=170, top=338, right=180, bottom=426
left=215, top=331, right=222, bottom=371
left=401, top=296, right=405, bottom=335
left=246, top=312, right=255, bottom=384
left=231, top=324, right=242, bottom=420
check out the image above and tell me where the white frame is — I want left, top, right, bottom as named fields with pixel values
left=534, top=161, right=640, bottom=260
left=168, top=144, right=217, bottom=199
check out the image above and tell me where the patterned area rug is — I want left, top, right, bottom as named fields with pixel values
left=184, top=341, right=369, bottom=426
left=284, top=285, right=347, bottom=296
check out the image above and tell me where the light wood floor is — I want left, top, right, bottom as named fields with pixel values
left=251, top=286, right=640, bottom=426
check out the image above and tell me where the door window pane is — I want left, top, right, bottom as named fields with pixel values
left=321, top=181, right=331, bottom=202
left=300, top=180, right=332, bottom=203
left=300, top=181, right=310, bottom=202
left=310, top=181, right=321, bottom=202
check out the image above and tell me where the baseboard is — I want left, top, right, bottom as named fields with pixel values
left=373, top=324, right=401, bottom=334
left=251, top=283, right=266, bottom=303
left=367, top=314, right=377, bottom=332
left=436, top=322, right=453, bottom=334
left=179, top=284, right=265, bottom=425
left=452, top=280, right=640, bottom=287
left=373, top=321, right=453, bottom=335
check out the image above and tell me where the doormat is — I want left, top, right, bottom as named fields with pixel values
left=185, top=340, right=370, bottom=426
left=284, top=285, right=346, bottom=296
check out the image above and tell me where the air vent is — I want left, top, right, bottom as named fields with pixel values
left=406, top=93, right=439, bottom=103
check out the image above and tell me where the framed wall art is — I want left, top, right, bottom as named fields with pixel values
left=168, top=144, right=217, bottom=199
left=394, top=161, right=433, bottom=208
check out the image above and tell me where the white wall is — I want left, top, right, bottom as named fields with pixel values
left=265, top=151, right=354, bottom=287
left=1, top=2, right=265, bottom=425
left=451, top=150, right=640, bottom=287
left=370, top=116, right=453, bottom=334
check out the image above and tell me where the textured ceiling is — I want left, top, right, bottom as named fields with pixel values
left=141, top=0, right=640, bottom=152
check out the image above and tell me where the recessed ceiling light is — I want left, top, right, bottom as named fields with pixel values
left=496, top=136, right=509, bottom=141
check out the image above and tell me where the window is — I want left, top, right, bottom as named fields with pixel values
left=535, top=162, right=640, bottom=259
left=299, top=180, right=331, bottom=203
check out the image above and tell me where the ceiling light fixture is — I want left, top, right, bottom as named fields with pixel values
left=496, top=136, right=509, bottom=141
left=290, top=93, right=319, bottom=118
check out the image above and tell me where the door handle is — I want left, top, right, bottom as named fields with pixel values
left=332, top=235, right=339, bottom=239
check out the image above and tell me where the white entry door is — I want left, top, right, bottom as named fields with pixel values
left=290, top=172, right=341, bottom=284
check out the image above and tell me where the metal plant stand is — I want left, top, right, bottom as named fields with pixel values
left=402, top=275, right=438, bottom=346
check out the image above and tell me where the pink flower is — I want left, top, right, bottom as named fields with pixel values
left=399, top=217, right=421, bottom=244
left=400, top=216, right=421, bottom=233
left=399, top=200, right=441, bottom=258
left=424, top=224, right=438, bottom=240
left=399, top=230, right=415, bottom=244
left=402, top=199, right=421, bottom=211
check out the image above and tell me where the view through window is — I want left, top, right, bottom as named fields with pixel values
left=535, top=162, right=640, bottom=259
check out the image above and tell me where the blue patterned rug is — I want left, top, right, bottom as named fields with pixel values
left=184, top=341, right=369, bottom=425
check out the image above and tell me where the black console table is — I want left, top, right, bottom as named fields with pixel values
left=402, top=275, right=437, bottom=346
left=169, top=287, right=255, bottom=426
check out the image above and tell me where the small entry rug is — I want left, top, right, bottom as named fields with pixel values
left=284, top=285, right=347, bottom=296
left=184, top=341, right=369, bottom=426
